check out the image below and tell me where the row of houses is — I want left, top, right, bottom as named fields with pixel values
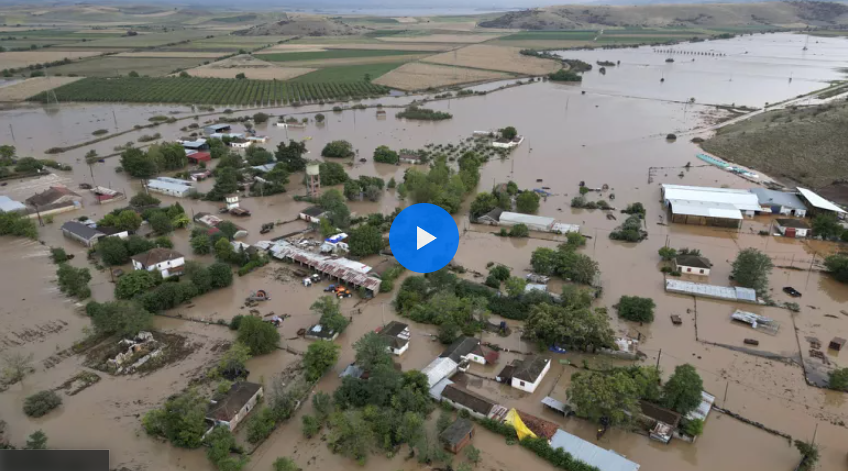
left=662, top=184, right=846, bottom=230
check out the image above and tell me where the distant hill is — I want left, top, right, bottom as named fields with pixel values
left=234, top=15, right=366, bottom=36
left=479, top=2, right=848, bottom=30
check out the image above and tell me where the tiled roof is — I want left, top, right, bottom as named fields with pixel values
left=441, top=384, right=494, bottom=415
left=131, top=247, right=184, bottom=267
left=206, top=382, right=262, bottom=422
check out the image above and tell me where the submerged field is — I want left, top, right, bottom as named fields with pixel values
left=27, top=76, right=389, bottom=105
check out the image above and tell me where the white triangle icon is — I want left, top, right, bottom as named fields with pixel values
left=417, top=226, right=436, bottom=250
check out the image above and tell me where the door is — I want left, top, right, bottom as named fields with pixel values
left=785, top=227, right=796, bottom=238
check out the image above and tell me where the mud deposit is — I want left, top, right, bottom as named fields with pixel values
left=1, top=32, right=848, bottom=471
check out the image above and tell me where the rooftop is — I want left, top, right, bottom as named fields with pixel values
left=776, top=218, right=811, bottom=229
left=269, top=242, right=381, bottom=292
left=441, top=384, right=495, bottom=416
left=300, top=206, right=326, bottom=217
left=26, top=186, right=81, bottom=207
left=205, top=123, right=231, bottom=132
left=131, top=247, right=184, bottom=267
left=668, top=200, right=742, bottom=220
left=207, top=382, right=262, bottom=422
left=147, top=179, right=195, bottom=193
left=674, top=255, right=712, bottom=269
left=440, top=418, right=474, bottom=445
left=499, top=211, right=555, bottom=227
left=516, top=410, right=559, bottom=440
left=512, top=356, right=550, bottom=382
left=639, top=401, right=681, bottom=428
left=61, top=221, right=103, bottom=240
left=441, top=336, right=484, bottom=363
left=381, top=321, right=409, bottom=338
left=749, top=188, right=807, bottom=211
left=797, top=187, right=846, bottom=214
left=422, top=357, right=459, bottom=388
left=665, top=279, right=758, bottom=303
left=551, top=429, right=640, bottom=471
left=662, top=184, right=761, bottom=212
left=0, top=196, right=26, bottom=213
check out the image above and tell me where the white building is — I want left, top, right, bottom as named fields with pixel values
left=674, top=255, right=712, bottom=276
left=231, top=141, right=251, bottom=149
left=131, top=248, right=186, bottom=278
left=551, top=429, right=640, bottom=471
left=492, top=135, right=524, bottom=149
left=749, top=188, right=807, bottom=217
left=0, top=196, right=26, bottom=213
left=775, top=218, right=810, bottom=238
left=662, top=184, right=760, bottom=228
left=147, top=178, right=196, bottom=198
left=797, top=187, right=846, bottom=220
left=206, top=382, right=263, bottom=432
left=379, top=321, right=410, bottom=356
left=499, top=357, right=551, bottom=393
left=440, top=336, right=495, bottom=365
left=422, top=357, right=459, bottom=389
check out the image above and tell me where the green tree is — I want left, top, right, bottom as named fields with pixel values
left=830, top=367, right=848, bottom=391
left=216, top=221, right=240, bottom=240
left=662, top=364, right=704, bottom=415
left=275, top=140, right=308, bottom=172
left=327, top=410, right=374, bottom=462
left=438, top=321, right=461, bottom=344
left=302, top=414, right=320, bottom=438
left=121, top=147, right=157, bottom=178
left=150, top=389, right=208, bottom=448
left=86, top=300, right=153, bottom=337
left=245, top=145, right=274, bottom=166
left=319, top=161, right=349, bottom=186
left=130, top=192, right=160, bottom=208
left=658, top=246, right=678, bottom=261
left=465, top=445, right=481, bottom=464
left=824, top=253, right=848, bottom=283
left=0, top=144, right=15, bottom=159
left=25, top=430, right=48, bottom=450
left=795, top=440, right=820, bottom=471
left=516, top=191, right=539, bottom=214
left=50, top=247, right=68, bottom=263
left=387, top=177, right=396, bottom=189
left=23, top=390, right=62, bottom=418
left=149, top=211, right=173, bottom=234
left=683, top=418, right=704, bottom=436
left=616, top=296, right=655, bottom=323
left=321, top=140, right=354, bottom=158
left=504, top=276, right=527, bottom=298
left=731, top=248, right=773, bottom=295
left=567, top=370, right=640, bottom=425
left=811, top=214, right=843, bottom=240
left=526, top=301, right=614, bottom=351
left=207, top=168, right=240, bottom=201
left=315, top=113, right=325, bottom=123
left=237, top=315, right=280, bottom=355
left=191, top=233, right=212, bottom=255
left=0, top=211, right=38, bottom=239
left=214, top=342, right=252, bottom=378
left=500, top=126, right=518, bottom=140
left=273, top=457, right=300, bottom=471
left=253, top=112, right=269, bottom=123
left=311, top=296, right=349, bottom=334
left=128, top=70, right=139, bottom=77
left=303, top=341, right=340, bottom=381
left=373, top=145, right=399, bottom=164
left=115, top=270, right=159, bottom=299
left=208, top=138, right=227, bottom=160
left=348, top=224, right=383, bottom=257
left=97, top=235, right=130, bottom=265
left=205, top=426, right=248, bottom=471
left=208, top=262, right=233, bottom=288
left=215, top=237, right=235, bottom=262
left=14, top=157, right=43, bottom=173
left=509, top=223, right=529, bottom=237
left=489, top=265, right=510, bottom=282
left=354, top=332, right=393, bottom=372
left=56, top=263, right=92, bottom=299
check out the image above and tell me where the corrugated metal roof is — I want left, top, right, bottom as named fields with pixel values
left=499, top=212, right=555, bottom=228
left=270, top=242, right=381, bottom=292
left=0, top=196, right=26, bottom=213
left=749, top=188, right=807, bottom=210
left=552, top=222, right=581, bottom=234
left=797, top=187, right=846, bottom=213
left=421, top=357, right=458, bottom=388
left=669, top=200, right=742, bottom=220
left=662, top=184, right=760, bottom=212
left=665, top=279, right=758, bottom=303
left=147, top=179, right=194, bottom=193
left=551, top=429, right=640, bottom=471
left=153, top=177, right=193, bottom=186
left=429, top=377, right=454, bottom=401
left=685, top=391, right=715, bottom=422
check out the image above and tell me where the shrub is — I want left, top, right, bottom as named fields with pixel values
left=23, top=390, right=62, bottom=417
left=616, top=296, right=655, bottom=323
left=302, top=414, right=320, bottom=438
left=509, top=223, right=529, bottom=237
left=683, top=418, right=704, bottom=436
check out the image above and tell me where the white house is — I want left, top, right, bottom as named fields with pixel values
left=379, top=321, right=410, bottom=356
left=131, top=248, right=186, bottom=278
left=499, top=357, right=551, bottom=393
left=674, top=255, right=712, bottom=276
left=206, top=382, right=263, bottom=431
left=147, top=178, right=196, bottom=198
left=440, top=336, right=497, bottom=365
left=440, top=384, right=496, bottom=420
left=231, top=140, right=251, bottom=149
left=492, top=135, right=524, bottom=149
left=299, top=206, right=326, bottom=223
left=775, top=218, right=811, bottom=238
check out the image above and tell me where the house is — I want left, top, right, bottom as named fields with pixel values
left=180, top=139, right=208, bottom=151
left=247, top=136, right=268, bottom=143
left=441, top=336, right=497, bottom=365
left=674, top=255, right=712, bottom=276
left=25, top=186, right=83, bottom=216
left=492, top=135, right=524, bottom=149
left=639, top=401, right=681, bottom=444
left=206, top=382, right=263, bottom=431
left=131, top=248, right=185, bottom=278
left=230, top=140, right=251, bottom=149
left=797, top=187, right=846, bottom=220
left=339, top=363, right=365, bottom=379
left=475, top=210, right=580, bottom=234
left=299, top=206, right=326, bottom=223
left=98, top=226, right=130, bottom=240
left=204, top=123, right=232, bottom=134
left=305, top=324, right=340, bottom=341
left=661, top=184, right=760, bottom=228
left=749, top=188, right=807, bottom=217
left=209, top=132, right=246, bottom=140
left=61, top=221, right=104, bottom=247
left=501, top=356, right=551, bottom=393
left=666, top=279, right=760, bottom=304
left=187, top=151, right=211, bottom=165
left=147, top=178, right=196, bottom=198
left=476, top=207, right=503, bottom=224
left=379, top=321, right=410, bottom=356
left=422, top=357, right=459, bottom=389
left=191, top=170, right=212, bottom=181
left=440, top=418, right=475, bottom=454
left=399, top=153, right=423, bottom=164
left=440, top=384, right=495, bottom=419
left=775, top=218, right=811, bottom=238
left=0, top=196, right=26, bottom=213
left=551, top=429, right=640, bottom=471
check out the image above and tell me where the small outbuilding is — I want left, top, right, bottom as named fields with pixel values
left=639, top=401, right=681, bottom=444
left=441, top=336, right=496, bottom=365
left=299, top=206, right=326, bottom=223
left=187, top=151, right=211, bottom=165
left=502, top=357, right=551, bottom=393
left=440, top=384, right=495, bottom=420
left=439, top=418, right=475, bottom=454
left=204, top=123, right=232, bottom=135
left=774, top=218, right=811, bottom=238
left=674, top=255, right=712, bottom=276
left=0, top=195, right=26, bottom=213
left=131, top=248, right=185, bottom=278
left=206, top=381, right=263, bottom=431
left=797, top=187, right=846, bottom=219
left=147, top=178, right=196, bottom=198
left=378, top=321, right=410, bottom=356
left=830, top=337, right=846, bottom=351
left=61, top=221, right=104, bottom=247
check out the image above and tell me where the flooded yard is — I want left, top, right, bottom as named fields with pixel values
left=1, top=31, right=848, bottom=471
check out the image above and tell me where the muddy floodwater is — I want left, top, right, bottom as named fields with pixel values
left=2, top=32, right=848, bottom=471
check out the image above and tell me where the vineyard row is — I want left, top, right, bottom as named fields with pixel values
left=28, top=77, right=391, bottom=105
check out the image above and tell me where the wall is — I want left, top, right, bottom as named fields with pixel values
left=229, top=387, right=263, bottom=431
left=511, top=360, right=551, bottom=393
left=677, top=264, right=710, bottom=276
left=442, top=398, right=488, bottom=420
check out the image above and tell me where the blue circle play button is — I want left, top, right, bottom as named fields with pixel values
left=389, top=203, right=459, bottom=274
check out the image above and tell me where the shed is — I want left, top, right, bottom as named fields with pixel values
left=639, top=401, right=681, bottom=444
left=422, top=357, right=459, bottom=388
left=750, top=188, right=807, bottom=217
left=830, top=337, right=846, bottom=351
left=26, top=186, right=82, bottom=208
left=204, top=123, right=232, bottom=134
left=441, top=384, right=495, bottom=419
left=498, top=211, right=555, bottom=232
left=305, top=324, right=339, bottom=341
left=775, top=218, right=811, bottom=238
left=299, top=206, right=326, bottom=223
left=550, top=429, right=640, bottom=471
left=399, top=153, right=423, bottom=164
left=441, top=336, right=490, bottom=365
left=206, top=382, right=263, bottom=431
left=797, top=187, right=846, bottom=218
left=475, top=207, right=504, bottom=225
left=378, top=321, right=410, bottom=356
left=509, top=357, right=551, bottom=393
left=440, top=418, right=474, bottom=454
left=665, top=279, right=759, bottom=304
left=187, top=151, right=211, bottom=165
left=674, top=255, right=712, bottom=276
left=61, top=221, right=104, bottom=247
left=662, top=184, right=759, bottom=228
left=0, top=195, right=26, bottom=213
left=147, top=178, right=196, bottom=198
left=180, top=139, right=208, bottom=151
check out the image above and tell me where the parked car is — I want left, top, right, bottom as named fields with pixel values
left=783, top=287, right=802, bottom=297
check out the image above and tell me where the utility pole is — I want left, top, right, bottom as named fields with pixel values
left=723, top=381, right=729, bottom=406
left=656, top=348, right=662, bottom=370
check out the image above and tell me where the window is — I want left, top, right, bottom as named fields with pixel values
left=519, top=380, right=525, bottom=387
left=700, top=269, right=705, bottom=274
left=687, top=268, right=692, bottom=273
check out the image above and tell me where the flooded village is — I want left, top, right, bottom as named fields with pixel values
left=3, top=27, right=848, bottom=471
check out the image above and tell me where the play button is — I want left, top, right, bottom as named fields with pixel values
left=390, top=203, right=459, bottom=274
left=417, top=227, right=436, bottom=250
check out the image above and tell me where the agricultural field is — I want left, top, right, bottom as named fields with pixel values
left=0, top=76, right=82, bottom=101
left=48, top=56, right=208, bottom=77
left=373, top=62, right=511, bottom=91
left=68, top=30, right=211, bottom=49
left=423, top=44, right=561, bottom=75
left=114, top=51, right=225, bottom=58
left=378, top=33, right=504, bottom=43
left=0, top=29, right=124, bottom=50
left=28, top=76, right=390, bottom=105
left=289, top=62, right=405, bottom=84
left=162, top=35, right=293, bottom=52
left=255, top=48, right=434, bottom=63
left=183, top=54, right=314, bottom=80
left=260, top=42, right=456, bottom=53
left=0, top=50, right=103, bottom=69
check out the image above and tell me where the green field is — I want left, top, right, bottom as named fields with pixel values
left=28, top=76, right=390, bottom=105
left=0, top=29, right=124, bottom=50
left=257, top=49, right=431, bottom=62
left=162, top=35, right=293, bottom=52
left=500, top=31, right=599, bottom=41
left=69, top=30, right=210, bottom=49
left=48, top=56, right=207, bottom=77
left=290, top=62, right=405, bottom=84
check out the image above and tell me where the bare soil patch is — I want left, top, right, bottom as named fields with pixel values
left=183, top=54, right=314, bottom=80
left=55, top=371, right=101, bottom=396
left=423, top=44, right=562, bottom=75
left=0, top=50, right=103, bottom=69
left=114, top=51, right=225, bottom=58
left=379, top=33, right=503, bottom=44
left=275, top=54, right=428, bottom=68
left=84, top=331, right=198, bottom=376
left=373, top=62, right=511, bottom=91
left=259, top=44, right=329, bottom=53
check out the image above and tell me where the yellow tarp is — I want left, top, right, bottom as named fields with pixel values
left=504, top=408, right=537, bottom=441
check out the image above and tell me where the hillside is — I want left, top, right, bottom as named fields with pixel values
left=702, top=100, right=848, bottom=203
left=479, top=2, right=848, bottom=30
left=234, top=15, right=365, bottom=37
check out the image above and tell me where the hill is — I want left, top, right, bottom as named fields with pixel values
left=234, top=14, right=365, bottom=36
left=702, top=99, right=848, bottom=203
left=479, top=1, right=848, bottom=30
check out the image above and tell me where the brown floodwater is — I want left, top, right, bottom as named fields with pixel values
left=2, top=33, right=848, bottom=471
